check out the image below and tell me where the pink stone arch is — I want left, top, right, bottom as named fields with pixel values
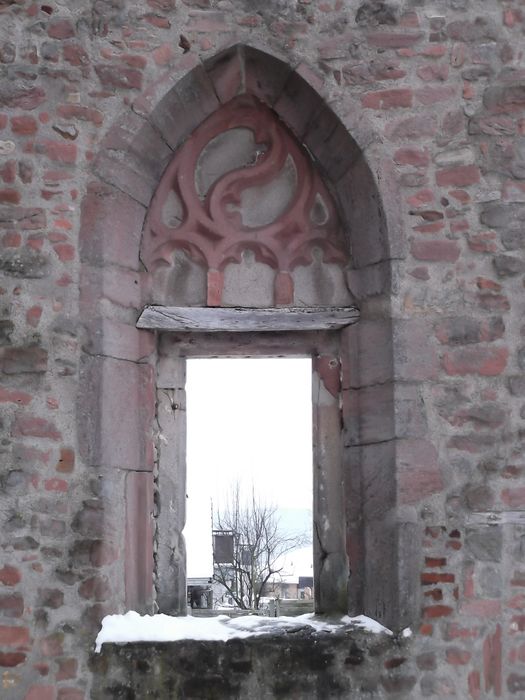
left=79, top=44, right=414, bottom=631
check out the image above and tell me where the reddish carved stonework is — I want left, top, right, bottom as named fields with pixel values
left=141, top=95, right=349, bottom=306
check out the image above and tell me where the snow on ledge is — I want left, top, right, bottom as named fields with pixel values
left=95, top=611, right=392, bottom=653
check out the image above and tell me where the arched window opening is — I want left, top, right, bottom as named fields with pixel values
left=138, top=92, right=358, bottom=617
left=80, top=44, right=410, bottom=632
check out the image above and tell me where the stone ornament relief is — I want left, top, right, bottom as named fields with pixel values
left=142, top=95, right=351, bottom=307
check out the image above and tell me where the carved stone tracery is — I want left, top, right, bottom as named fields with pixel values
left=142, top=95, right=350, bottom=306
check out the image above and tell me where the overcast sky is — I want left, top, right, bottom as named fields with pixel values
left=184, top=357, right=313, bottom=578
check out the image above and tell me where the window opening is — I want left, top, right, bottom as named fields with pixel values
left=184, top=357, right=313, bottom=614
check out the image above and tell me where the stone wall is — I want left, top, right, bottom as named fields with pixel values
left=0, top=0, right=524, bottom=698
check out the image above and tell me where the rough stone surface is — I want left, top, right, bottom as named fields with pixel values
left=92, top=630, right=405, bottom=700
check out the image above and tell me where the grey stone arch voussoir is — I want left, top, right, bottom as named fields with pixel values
left=78, top=42, right=413, bottom=630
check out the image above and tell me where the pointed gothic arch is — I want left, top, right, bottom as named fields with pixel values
left=78, top=44, right=414, bottom=631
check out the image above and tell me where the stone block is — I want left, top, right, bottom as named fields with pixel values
left=78, top=355, right=155, bottom=471
left=342, top=317, right=394, bottom=388
left=150, top=64, right=219, bottom=151
left=393, top=318, right=439, bottom=382
left=82, top=318, right=155, bottom=363
left=303, top=106, right=360, bottom=184
left=243, top=45, right=292, bottom=106
left=336, top=158, right=389, bottom=268
left=79, top=180, right=146, bottom=269
left=274, top=71, right=323, bottom=140
left=94, top=112, right=173, bottom=206
left=397, top=438, right=442, bottom=505
left=347, top=441, right=396, bottom=521
left=493, top=254, right=525, bottom=277
left=125, top=471, right=154, bottom=612
left=346, top=261, right=392, bottom=300
left=466, top=527, right=502, bottom=562
left=343, top=382, right=395, bottom=445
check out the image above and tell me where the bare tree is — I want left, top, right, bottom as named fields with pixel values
left=212, top=483, right=310, bottom=610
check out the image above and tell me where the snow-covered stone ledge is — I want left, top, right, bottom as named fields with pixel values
left=91, top=612, right=414, bottom=700
left=95, top=611, right=394, bottom=652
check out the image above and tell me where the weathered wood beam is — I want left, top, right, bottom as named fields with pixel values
left=136, top=306, right=360, bottom=332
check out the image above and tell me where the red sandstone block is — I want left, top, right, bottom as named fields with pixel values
left=37, top=140, right=77, bottom=164
left=366, top=31, right=423, bottom=49
left=0, top=387, right=32, bottom=405
left=445, top=623, right=480, bottom=640
left=44, top=478, right=68, bottom=492
left=56, top=447, right=75, bottom=473
left=398, top=439, right=442, bottom=504
left=53, top=243, right=75, bottom=262
left=446, top=648, right=472, bottom=665
left=460, top=600, right=501, bottom=617
left=421, top=572, right=455, bottom=585
left=0, top=566, right=20, bottom=586
left=144, top=13, right=171, bottom=28
left=0, top=625, right=30, bottom=647
left=0, top=651, right=25, bottom=667
left=413, top=221, right=445, bottom=234
left=450, top=219, right=469, bottom=234
left=385, top=113, right=438, bottom=139
left=407, top=189, right=434, bottom=206
left=477, top=293, right=510, bottom=311
left=394, top=147, right=430, bottom=166
left=25, top=686, right=55, bottom=700
left=0, top=160, right=16, bottom=184
left=466, top=232, right=497, bottom=253
left=95, top=64, right=143, bottom=90
left=47, top=18, right=75, bottom=39
left=153, top=44, right=175, bottom=66
left=362, top=88, right=412, bottom=109
left=11, top=115, right=37, bottom=136
left=442, top=346, right=508, bottom=376
left=434, top=316, right=504, bottom=345
left=425, top=557, right=447, bottom=567
left=436, top=165, right=481, bottom=187
left=56, top=657, right=78, bottom=681
left=2, top=232, right=21, bottom=247
left=501, top=487, right=525, bottom=508
left=26, top=305, right=42, bottom=327
left=57, top=104, right=103, bottom=126
left=0, top=189, right=21, bottom=204
left=11, top=415, right=62, bottom=441
left=468, top=670, right=481, bottom=700
left=119, top=54, right=147, bottom=69
left=483, top=625, right=502, bottom=696
left=417, top=64, right=449, bottom=81
left=508, top=594, right=525, bottom=610
left=62, top=43, right=89, bottom=66
left=416, top=86, right=456, bottom=105
left=410, top=239, right=460, bottom=262
left=423, top=604, right=454, bottom=618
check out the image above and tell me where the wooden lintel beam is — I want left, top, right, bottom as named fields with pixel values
left=136, top=305, right=360, bottom=332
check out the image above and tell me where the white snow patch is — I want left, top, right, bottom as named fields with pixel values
left=95, top=611, right=392, bottom=653
left=401, top=626, right=413, bottom=638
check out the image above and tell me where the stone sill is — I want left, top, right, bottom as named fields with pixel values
left=90, top=628, right=409, bottom=700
